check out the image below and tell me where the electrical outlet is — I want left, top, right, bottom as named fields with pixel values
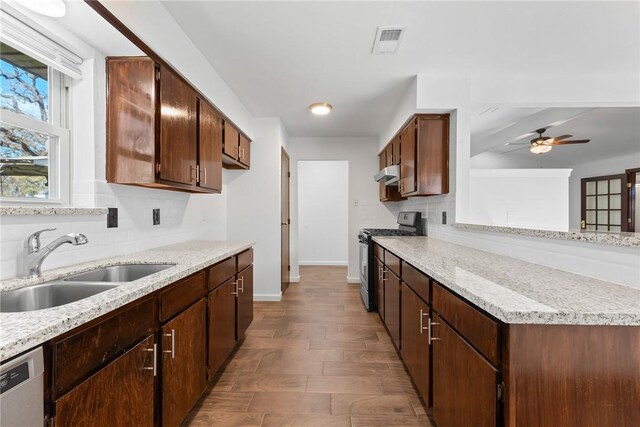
left=153, top=209, right=160, bottom=225
left=442, top=211, right=447, bottom=225
left=107, top=208, right=118, bottom=228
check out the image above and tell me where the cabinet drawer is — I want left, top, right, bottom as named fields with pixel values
left=208, top=257, right=236, bottom=291
left=160, top=272, right=207, bottom=321
left=53, top=296, right=157, bottom=396
left=403, top=262, right=430, bottom=304
left=374, top=244, right=384, bottom=262
left=432, top=282, right=499, bottom=366
left=385, top=251, right=401, bottom=278
left=237, top=248, right=253, bottom=272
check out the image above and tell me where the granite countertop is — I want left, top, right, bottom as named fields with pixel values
left=0, top=240, right=253, bottom=361
left=373, top=236, right=640, bottom=326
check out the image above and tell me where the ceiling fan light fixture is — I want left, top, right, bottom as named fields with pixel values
left=309, top=102, right=332, bottom=115
left=530, top=145, right=552, bottom=154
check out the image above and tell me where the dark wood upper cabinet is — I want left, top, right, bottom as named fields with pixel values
left=198, top=100, right=223, bottom=192
left=236, top=265, right=254, bottom=340
left=432, top=313, right=498, bottom=427
left=106, top=57, right=250, bottom=193
left=391, top=135, right=401, bottom=165
left=55, top=335, right=155, bottom=427
left=400, top=120, right=417, bottom=195
left=161, top=299, right=207, bottom=427
left=208, top=277, right=238, bottom=379
left=106, top=57, right=157, bottom=185
left=378, top=150, right=403, bottom=202
left=159, top=65, right=198, bottom=185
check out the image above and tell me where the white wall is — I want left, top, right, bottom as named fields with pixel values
left=226, top=118, right=289, bottom=301
left=298, top=161, right=349, bottom=265
left=468, top=169, right=572, bottom=231
left=289, top=137, right=393, bottom=283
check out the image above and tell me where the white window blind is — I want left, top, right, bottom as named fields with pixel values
left=0, top=8, right=82, bottom=79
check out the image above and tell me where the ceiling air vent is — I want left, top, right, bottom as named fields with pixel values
left=371, top=26, right=406, bottom=55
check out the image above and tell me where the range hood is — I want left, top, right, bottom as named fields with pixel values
left=374, top=165, right=400, bottom=186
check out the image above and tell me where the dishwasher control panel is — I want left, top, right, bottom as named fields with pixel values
left=0, top=362, right=30, bottom=394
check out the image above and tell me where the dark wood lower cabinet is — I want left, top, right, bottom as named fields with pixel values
left=384, top=269, right=401, bottom=350
left=54, top=335, right=155, bottom=427
left=161, top=299, right=207, bottom=427
left=401, top=283, right=430, bottom=402
left=432, top=313, right=498, bottom=427
left=237, top=265, right=254, bottom=340
left=208, top=277, right=238, bottom=379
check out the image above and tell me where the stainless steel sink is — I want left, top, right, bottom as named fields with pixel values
left=0, top=282, right=118, bottom=313
left=63, top=263, right=175, bottom=283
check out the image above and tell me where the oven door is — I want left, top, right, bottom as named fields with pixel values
left=359, top=241, right=368, bottom=285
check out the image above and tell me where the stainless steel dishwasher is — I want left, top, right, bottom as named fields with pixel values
left=0, top=347, right=44, bottom=427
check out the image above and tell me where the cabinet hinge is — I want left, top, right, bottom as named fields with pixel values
left=45, top=415, right=55, bottom=427
left=497, top=381, right=505, bottom=401
left=156, top=162, right=161, bottom=174
left=155, top=69, right=160, bottom=81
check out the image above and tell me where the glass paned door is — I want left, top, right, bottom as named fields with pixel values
left=581, top=174, right=627, bottom=232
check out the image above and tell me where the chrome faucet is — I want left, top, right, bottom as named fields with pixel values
left=21, top=228, right=89, bottom=278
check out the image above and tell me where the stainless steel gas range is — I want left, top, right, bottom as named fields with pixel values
left=358, top=212, right=423, bottom=311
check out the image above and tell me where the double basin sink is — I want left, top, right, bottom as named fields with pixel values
left=0, top=264, right=175, bottom=313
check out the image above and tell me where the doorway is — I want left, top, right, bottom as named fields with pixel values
left=297, top=160, right=349, bottom=268
left=281, top=148, right=290, bottom=295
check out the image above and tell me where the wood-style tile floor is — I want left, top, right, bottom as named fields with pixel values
left=185, top=266, right=433, bottom=427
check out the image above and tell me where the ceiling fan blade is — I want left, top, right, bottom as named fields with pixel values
left=550, top=139, right=590, bottom=145
left=553, top=134, right=573, bottom=141
left=504, top=142, right=530, bottom=146
left=502, top=146, right=529, bottom=154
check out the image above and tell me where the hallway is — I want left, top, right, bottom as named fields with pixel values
left=185, top=266, right=432, bottom=426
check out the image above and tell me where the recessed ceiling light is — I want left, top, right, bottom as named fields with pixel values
left=309, top=103, right=332, bottom=116
left=14, top=0, right=66, bottom=17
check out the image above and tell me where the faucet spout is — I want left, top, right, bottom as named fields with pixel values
left=21, top=231, right=89, bottom=278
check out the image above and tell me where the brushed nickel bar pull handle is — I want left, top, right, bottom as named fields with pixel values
left=239, top=276, right=244, bottom=293
left=231, top=281, right=238, bottom=296
left=420, top=309, right=429, bottom=334
left=163, top=329, right=175, bottom=359
left=382, top=269, right=387, bottom=282
left=203, top=167, right=207, bottom=184
left=143, top=343, right=157, bottom=376
left=429, top=319, right=441, bottom=345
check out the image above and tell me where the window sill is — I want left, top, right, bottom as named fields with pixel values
left=0, top=206, right=108, bottom=216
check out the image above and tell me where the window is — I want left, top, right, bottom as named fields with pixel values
left=0, top=41, right=69, bottom=203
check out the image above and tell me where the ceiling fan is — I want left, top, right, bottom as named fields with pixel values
left=505, top=128, right=590, bottom=154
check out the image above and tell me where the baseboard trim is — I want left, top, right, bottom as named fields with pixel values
left=299, top=261, right=348, bottom=266
left=254, top=293, right=282, bottom=302
left=346, top=276, right=361, bottom=284
left=289, top=275, right=300, bottom=283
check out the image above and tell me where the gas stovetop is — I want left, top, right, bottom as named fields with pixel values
left=359, top=228, right=417, bottom=237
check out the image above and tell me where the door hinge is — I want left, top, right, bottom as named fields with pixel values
left=288, top=172, right=291, bottom=178
left=497, top=381, right=505, bottom=401
left=629, top=218, right=632, bottom=224
left=627, top=182, right=633, bottom=188
left=288, top=265, right=291, bottom=272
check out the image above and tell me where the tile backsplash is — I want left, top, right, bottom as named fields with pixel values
left=0, top=181, right=226, bottom=280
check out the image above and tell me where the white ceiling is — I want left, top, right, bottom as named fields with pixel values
left=160, top=1, right=639, bottom=137
left=472, top=107, right=640, bottom=167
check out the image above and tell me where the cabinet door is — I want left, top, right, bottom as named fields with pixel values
left=55, top=336, right=155, bottom=427
left=379, top=153, right=387, bottom=202
left=159, top=66, right=198, bottom=185
left=392, top=135, right=401, bottom=165
left=223, top=121, right=240, bottom=160
left=208, top=277, right=238, bottom=379
left=386, top=145, right=394, bottom=167
left=374, top=256, right=384, bottom=318
left=384, top=269, right=401, bottom=350
left=400, top=121, right=416, bottom=195
left=198, top=101, right=222, bottom=192
left=432, top=313, right=497, bottom=427
left=162, top=299, right=207, bottom=427
left=417, top=116, right=449, bottom=195
left=237, top=265, right=254, bottom=340
left=239, top=134, right=251, bottom=167
left=401, top=284, right=430, bottom=402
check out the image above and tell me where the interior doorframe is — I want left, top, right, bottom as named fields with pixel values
left=626, top=167, right=640, bottom=232
left=281, top=147, right=291, bottom=294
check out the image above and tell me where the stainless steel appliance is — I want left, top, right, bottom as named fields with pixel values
left=358, top=212, right=423, bottom=311
left=0, top=347, right=44, bottom=427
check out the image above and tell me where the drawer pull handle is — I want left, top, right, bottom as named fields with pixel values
left=238, top=276, right=244, bottom=293
left=231, top=281, right=238, bottom=296
left=143, top=343, right=157, bottom=376
left=419, top=309, right=429, bottom=334
left=163, top=329, right=175, bottom=359
left=381, top=269, right=387, bottom=282
left=428, top=319, right=441, bottom=344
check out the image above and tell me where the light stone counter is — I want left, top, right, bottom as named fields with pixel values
left=0, top=240, right=253, bottom=361
left=373, top=236, right=640, bottom=326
